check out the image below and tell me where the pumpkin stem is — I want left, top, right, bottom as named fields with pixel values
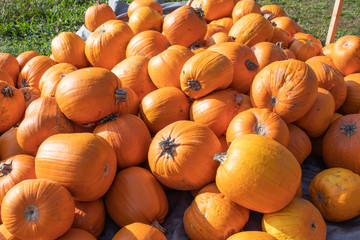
left=115, top=87, right=127, bottom=104
left=254, top=122, right=267, bottom=136
left=213, top=152, right=227, bottom=164
left=24, top=205, right=39, bottom=221
left=271, top=21, right=277, bottom=27
left=188, top=79, right=201, bottom=91
left=21, top=79, right=29, bottom=88
left=276, top=42, right=284, bottom=48
left=150, top=219, right=167, bottom=233
left=340, top=122, right=358, bottom=138
left=59, top=73, right=67, bottom=79
left=270, top=96, right=278, bottom=106
left=245, top=59, right=258, bottom=72
left=187, top=96, right=195, bottom=104
left=343, top=42, right=349, bottom=48
left=22, top=90, right=30, bottom=101
left=96, top=113, right=119, bottom=125
left=0, top=163, right=12, bottom=177
left=0, top=85, right=14, bottom=97
left=230, top=36, right=236, bottom=41
left=158, top=137, right=180, bottom=161
left=264, top=13, right=275, bottom=21
left=190, top=40, right=204, bottom=50
left=193, top=6, right=205, bottom=19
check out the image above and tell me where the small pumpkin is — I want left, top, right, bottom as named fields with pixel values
left=203, top=24, right=228, bottom=44
left=84, top=2, right=117, bottom=32
left=191, top=0, right=234, bottom=22
left=261, top=4, right=287, bottom=20
left=270, top=27, right=290, bottom=48
left=232, top=0, right=261, bottom=23
left=271, top=16, right=304, bottom=40
left=0, top=53, right=20, bottom=85
left=209, top=17, right=233, bottom=33
left=127, top=0, right=163, bottom=17
left=112, top=222, right=166, bottom=240
left=16, top=51, right=40, bottom=70
left=0, top=128, right=27, bottom=160
left=128, top=6, right=163, bottom=35
left=286, top=124, right=312, bottom=164
left=340, top=73, right=360, bottom=114
left=205, top=32, right=234, bottom=47
left=251, top=42, right=287, bottom=70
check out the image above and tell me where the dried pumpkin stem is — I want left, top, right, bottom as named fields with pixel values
left=21, top=79, right=29, bottom=88
left=1, top=85, right=14, bottom=97
left=188, top=79, right=201, bottom=91
left=0, top=163, right=12, bottom=177
left=96, top=113, right=119, bottom=125
left=213, top=152, right=227, bottom=164
left=254, top=123, right=267, bottom=136
left=158, top=137, right=179, bottom=161
left=264, top=13, right=275, bottom=20
left=24, top=205, right=39, bottom=221
left=245, top=59, right=258, bottom=71
left=270, top=96, right=278, bottom=106
left=150, top=219, right=167, bottom=233
left=193, top=7, right=205, bottom=18
left=115, top=87, right=127, bottom=103
left=340, top=122, right=358, bottom=138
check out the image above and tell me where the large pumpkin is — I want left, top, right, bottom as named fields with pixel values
left=250, top=59, right=318, bottom=123
left=112, top=222, right=166, bottom=240
left=215, top=134, right=301, bottom=213
left=148, top=120, right=222, bottom=190
left=0, top=128, right=27, bottom=159
left=35, top=133, right=117, bottom=201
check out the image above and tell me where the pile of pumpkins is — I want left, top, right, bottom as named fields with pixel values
left=0, top=0, right=360, bottom=239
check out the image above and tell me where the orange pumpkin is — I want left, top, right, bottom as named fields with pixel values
left=191, top=0, right=234, bottom=22
left=84, top=2, right=117, bottom=32
left=215, top=134, right=301, bottom=213
left=128, top=6, right=163, bottom=35
left=305, top=55, right=336, bottom=68
left=104, top=166, right=168, bottom=227
left=1, top=179, right=75, bottom=240
left=57, top=228, right=96, bottom=240
left=290, top=32, right=323, bottom=53
left=270, top=27, right=290, bottom=48
left=271, top=16, right=304, bottom=40
left=148, top=120, right=222, bottom=190
left=85, top=20, right=134, bottom=70
left=251, top=42, right=287, bottom=70
left=0, top=128, right=27, bottom=159
left=112, top=222, right=166, bottom=240
left=283, top=47, right=296, bottom=59
left=261, top=4, right=287, bottom=20
left=227, top=231, right=277, bottom=240
left=35, top=133, right=117, bottom=201
left=321, top=43, right=334, bottom=56
left=289, top=38, right=319, bottom=61
left=209, top=17, right=233, bottom=33
left=19, top=87, right=40, bottom=109
left=16, top=51, right=40, bottom=70
left=286, top=124, right=312, bottom=164
left=203, top=24, right=228, bottom=43
left=232, top=0, right=261, bottom=23
left=0, top=53, right=19, bottom=84
left=117, top=87, right=139, bottom=116
left=0, top=224, right=19, bottom=240
left=127, top=0, right=163, bottom=17
left=205, top=32, right=234, bottom=47
left=340, top=73, right=360, bottom=114
left=0, top=69, right=14, bottom=86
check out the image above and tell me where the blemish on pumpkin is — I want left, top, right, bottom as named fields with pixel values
left=103, top=162, right=110, bottom=176
left=310, top=220, right=316, bottom=230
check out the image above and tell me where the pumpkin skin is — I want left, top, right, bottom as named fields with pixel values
left=262, top=198, right=326, bottom=240
left=190, top=88, right=252, bottom=137
left=128, top=6, right=163, bottom=35
left=17, top=55, right=56, bottom=89
left=183, top=191, right=250, bottom=240
left=112, top=222, right=166, bottom=240
left=289, top=38, right=319, bottom=62
left=35, top=133, right=117, bottom=201
left=148, top=45, right=194, bottom=89
left=290, top=32, right=323, bottom=53
left=0, top=53, right=20, bottom=85
left=232, top=0, right=261, bottom=23
left=1, top=179, right=75, bottom=240
left=271, top=27, right=290, bottom=48
left=205, top=32, right=234, bottom=47
left=85, top=20, right=134, bottom=70
left=94, top=114, right=152, bottom=169
left=191, top=0, right=234, bottom=22
left=72, top=199, right=105, bottom=238
left=57, top=228, right=96, bottom=240
left=305, top=55, right=336, bottom=68
left=251, top=42, right=287, bottom=70
left=283, top=48, right=296, bottom=59
left=261, top=4, right=287, bottom=20
left=209, top=17, right=233, bottom=33
left=0, top=69, right=14, bottom=86
left=309, top=167, right=360, bottom=222
left=180, top=50, right=233, bottom=99
left=250, top=59, right=318, bottom=123
left=203, top=24, right=228, bottom=44
left=0, top=128, right=27, bottom=160
left=321, top=43, right=334, bottom=56
left=0, top=80, right=25, bottom=133
left=17, top=96, right=74, bottom=156
left=226, top=108, right=289, bottom=147
left=286, top=124, right=312, bottom=164
left=208, top=42, right=259, bottom=93
left=331, top=35, right=360, bottom=75
left=84, top=3, right=117, bottom=32
left=270, top=16, right=304, bottom=40
left=55, top=67, right=126, bottom=125
left=227, top=231, right=277, bottom=240
left=112, top=56, right=156, bottom=101
left=118, top=87, right=139, bottom=116
left=162, top=5, right=207, bottom=48
left=229, top=13, right=274, bottom=47
left=0, top=224, right=19, bottom=240
left=16, top=50, right=40, bottom=70
left=51, top=32, right=89, bottom=68
left=148, top=120, right=222, bottom=190
left=306, top=61, right=347, bottom=110
left=127, top=0, right=163, bottom=17
left=215, top=134, right=301, bottom=213
left=104, top=166, right=168, bottom=227
left=19, top=87, right=41, bottom=109
left=322, top=114, right=360, bottom=174
left=39, top=62, right=78, bottom=97
left=340, top=73, right=360, bottom=114
left=140, top=87, right=190, bottom=134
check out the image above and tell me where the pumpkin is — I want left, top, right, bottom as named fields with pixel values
left=340, top=73, right=360, bottom=114
left=270, top=27, right=290, bottom=48
left=232, top=0, right=261, bottom=23
left=190, top=88, right=252, bottom=137
left=51, top=32, right=89, bottom=68
left=112, top=56, right=156, bottom=101
left=183, top=191, right=250, bottom=240
left=55, top=67, right=126, bottom=125
left=117, top=87, right=139, bottom=116
left=57, top=228, right=96, bottom=240
left=289, top=33, right=322, bottom=61
left=215, top=134, right=301, bottom=213
left=190, top=42, right=207, bottom=55
left=296, top=88, right=335, bottom=138
left=19, top=87, right=40, bottom=109
left=191, top=0, right=234, bottom=22
left=17, top=96, right=74, bottom=156
left=148, top=120, right=222, bottom=190
left=306, top=61, right=347, bottom=110
left=271, top=16, right=304, bottom=40
left=16, top=51, right=40, bottom=70
left=84, top=2, right=117, bottom=32
left=226, top=108, right=289, bottom=147
left=283, top=48, right=296, bottom=59
left=229, top=13, right=274, bottom=47
left=1, top=179, right=75, bottom=240
left=209, top=17, right=233, bottom=33
left=72, top=199, right=105, bottom=238
left=309, top=167, right=360, bottom=222
left=39, top=62, right=78, bottom=97
left=0, top=80, right=25, bottom=133
left=112, top=222, right=166, bottom=240
left=218, top=135, right=229, bottom=152
left=321, top=43, right=334, bottom=56
left=126, top=30, right=170, bottom=59
left=205, top=32, right=234, bottom=47
left=203, top=24, right=228, bottom=44
left=261, top=4, right=287, bottom=20
left=197, top=182, right=220, bottom=195
left=94, top=114, right=151, bottom=169
left=290, top=32, right=323, bottom=53
left=180, top=50, right=233, bottom=99
left=140, top=87, right=190, bottom=134
left=162, top=5, right=207, bottom=48
left=250, top=59, right=318, bottom=123
left=85, top=20, right=134, bottom=70
left=104, top=166, right=168, bottom=227
left=227, top=231, right=277, bottom=240
left=0, top=128, right=27, bottom=159
left=251, top=42, right=287, bottom=70
left=305, top=55, right=336, bottom=68
left=286, top=124, right=312, bottom=164
left=127, top=0, right=163, bottom=17
left=0, top=69, right=14, bottom=86
left=0, top=224, right=19, bottom=240
left=322, top=114, right=360, bottom=174
left=208, top=42, right=259, bottom=93
left=262, top=198, right=326, bottom=240
left=128, top=6, right=163, bottom=35
left=0, top=53, right=19, bottom=84
left=35, top=133, right=117, bottom=201
left=148, top=45, right=194, bottom=89
left=330, top=35, right=360, bottom=75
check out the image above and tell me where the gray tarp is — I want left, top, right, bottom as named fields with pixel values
left=76, top=1, right=360, bottom=239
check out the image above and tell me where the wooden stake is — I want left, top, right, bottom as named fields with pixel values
left=326, top=0, right=344, bottom=45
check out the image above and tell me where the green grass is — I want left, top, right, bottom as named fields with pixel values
left=0, top=0, right=359, bottom=57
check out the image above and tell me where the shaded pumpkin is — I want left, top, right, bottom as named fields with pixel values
left=19, top=87, right=41, bottom=109
left=205, top=32, right=234, bottom=47
left=283, top=47, right=296, bottom=59
left=340, top=73, right=360, bottom=114
left=203, top=24, right=228, bottom=44
left=0, top=128, right=27, bottom=160
left=112, top=222, right=166, bottom=240
left=0, top=53, right=20, bottom=85
left=128, top=6, right=163, bottom=35
left=0, top=224, right=20, bottom=240
left=189, top=42, right=207, bottom=54
left=117, top=87, right=139, bottom=116
left=270, top=27, right=290, bottom=48
left=0, top=69, right=14, bottom=86
left=127, top=0, right=163, bottom=17
left=191, top=0, right=234, bottom=22
left=305, top=55, right=336, bottom=68
left=57, top=228, right=96, bottom=240
left=271, top=16, right=304, bottom=40
left=209, top=17, right=233, bottom=33
left=218, top=135, right=229, bottom=152
left=286, top=124, right=312, bottom=164
left=261, top=4, right=286, bottom=20
left=232, top=0, right=261, bottom=23
left=84, top=2, right=117, bottom=32
left=16, top=51, right=40, bottom=70
left=227, top=231, right=277, bottom=240
left=251, top=42, right=287, bottom=70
